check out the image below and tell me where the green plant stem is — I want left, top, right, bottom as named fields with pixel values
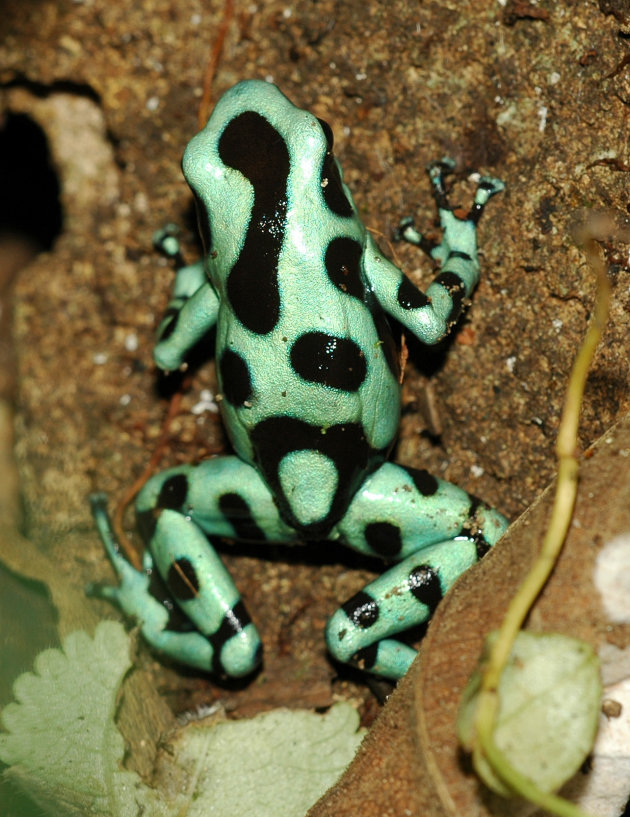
left=473, top=236, right=610, bottom=808
left=482, top=734, right=594, bottom=817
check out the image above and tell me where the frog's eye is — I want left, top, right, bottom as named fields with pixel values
left=193, top=194, right=213, bottom=256
left=314, top=118, right=352, bottom=217
left=317, top=117, right=334, bottom=152
left=320, top=151, right=353, bottom=219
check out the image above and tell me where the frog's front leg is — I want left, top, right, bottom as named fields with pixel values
left=325, top=462, right=508, bottom=680
left=151, top=255, right=219, bottom=371
left=367, top=160, right=505, bottom=346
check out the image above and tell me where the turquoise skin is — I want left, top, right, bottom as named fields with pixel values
left=91, top=80, right=507, bottom=681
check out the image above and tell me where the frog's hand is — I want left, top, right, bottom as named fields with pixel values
left=154, top=265, right=220, bottom=371
left=367, top=160, right=504, bottom=346
left=89, top=494, right=261, bottom=678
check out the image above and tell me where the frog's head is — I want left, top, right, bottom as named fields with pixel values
left=182, top=80, right=355, bottom=282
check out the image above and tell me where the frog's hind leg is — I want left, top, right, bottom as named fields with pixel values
left=90, top=456, right=296, bottom=678
left=90, top=492, right=262, bottom=678
left=325, top=462, right=508, bottom=680
left=326, top=541, right=484, bottom=679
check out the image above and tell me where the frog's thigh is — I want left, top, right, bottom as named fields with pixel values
left=335, top=461, right=508, bottom=561
left=147, top=508, right=263, bottom=677
left=134, top=456, right=294, bottom=677
left=325, top=537, right=481, bottom=680
left=136, top=455, right=297, bottom=544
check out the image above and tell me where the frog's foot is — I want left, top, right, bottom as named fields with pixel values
left=152, top=263, right=218, bottom=372
left=428, top=159, right=503, bottom=275
left=88, top=493, right=153, bottom=607
left=89, top=494, right=262, bottom=678
left=325, top=534, right=497, bottom=680
left=149, top=221, right=220, bottom=372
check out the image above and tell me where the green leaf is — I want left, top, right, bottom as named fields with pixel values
left=458, top=631, right=601, bottom=796
left=164, top=704, right=364, bottom=817
left=0, top=623, right=363, bottom=817
left=0, top=621, right=169, bottom=817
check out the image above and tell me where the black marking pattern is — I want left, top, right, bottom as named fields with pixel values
left=364, top=521, right=403, bottom=558
left=250, top=416, right=383, bottom=536
left=349, top=643, right=378, bottom=670
left=290, top=332, right=367, bottom=391
left=325, top=237, right=364, bottom=298
left=151, top=569, right=197, bottom=635
left=372, top=309, right=401, bottom=382
left=318, top=118, right=354, bottom=217
left=434, top=269, right=466, bottom=325
left=192, top=193, right=213, bottom=256
left=207, top=599, right=254, bottom=675
left=407, top=467, right=439, bottom=496
left=219, top=111, right=288, bottom=335
left=459, top=496, right=493, bottom=559
left=323, top=234, right=400, bottom=383
left=219, top=348, right=253, bottom=406
left=218, top=492, right=266, bottom=541
left=136, top=507, right=158, bottom=543
left=341, top=590, right=379, bottom=629
left=408, top=565, right=442, bottom=612
left=158, top=473, right=189, bottom=509
left=167, top=557, right=200, bottom=601
left=397, top=275, right=430, bottom=310
left=137, top=473, right=190, bottom=541
left=317, top=117, right=334, bottom=151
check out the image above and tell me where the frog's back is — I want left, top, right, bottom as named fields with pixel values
left=183, top=80, right=401, bottom=536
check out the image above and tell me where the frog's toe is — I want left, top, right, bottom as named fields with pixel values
left=219, top=628, right=263, bottom=678
left=85, top=581, right=121, bottom=603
